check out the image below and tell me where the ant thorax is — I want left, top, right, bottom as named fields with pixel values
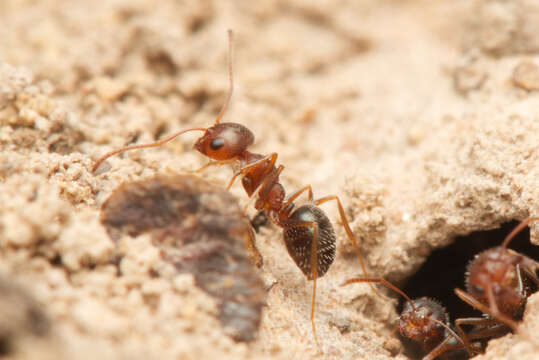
left=399, top=297, right=448, bottom=344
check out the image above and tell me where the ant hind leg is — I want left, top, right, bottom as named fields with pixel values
left=313, top=195, right=378, bottom=295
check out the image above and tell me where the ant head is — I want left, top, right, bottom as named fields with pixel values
left=399, top=297, right=448, bottom=341
left=465, top=248, right=525, bottom=312
left=194, top=122, right=254, bottom=161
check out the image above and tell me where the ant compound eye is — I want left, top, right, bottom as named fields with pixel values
left=210, top=138, right=225, bottom=151
left=472, top=284, right=484, bottom=295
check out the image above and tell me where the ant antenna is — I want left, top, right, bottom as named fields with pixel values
left=92, top=30, right=236, bottom=174
left=342, top=277, right=416, bottom=312
left=501, top=217, right=539, bottom=249
left=215, top=29, right=234, bottom=124
left=429, top=318, right=466, bottom=348
left=91, top=127, right=206, bottom=173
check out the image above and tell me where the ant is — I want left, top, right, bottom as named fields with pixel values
left=454, top=217, right=539, bottom=353
left=92, top=30, right=376, bottom=346
left=343, top=277, right=470, bottom=360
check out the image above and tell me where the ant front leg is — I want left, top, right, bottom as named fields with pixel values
left=519, top=264, right=539, bottom=288
left=192, top=158, right=238, bottom=173
left=226, top=152, right=278, bottom=190
left=314, top=195, right=378, bottom=294
left=460, top=317, right=510, bottom=346
left=454, top=317, right=498, bottom=357
left=454, top=288, right=519, bottom=332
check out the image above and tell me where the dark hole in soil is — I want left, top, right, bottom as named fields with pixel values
left=399, top=220, right=539, bottom=359
left=0, top=336, right=11, bottom=356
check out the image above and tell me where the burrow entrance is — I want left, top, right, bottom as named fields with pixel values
left=399, top=220, right=539, bottom=359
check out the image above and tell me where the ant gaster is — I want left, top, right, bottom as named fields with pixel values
left=92, top=30, right=375, bottom=345
left=454, top=217, right=539, bottom=352
left=343, top=278, right=469, bottom=360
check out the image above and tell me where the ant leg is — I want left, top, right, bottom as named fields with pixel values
left=244, top=223, right=263, bottom=268
left=92, top=127, right=206, bottom=173
left=454, top=317, right=497, bottom=356
left=226, top=152, right=278, bottom=190
left=454, top=288, right=519, bottom=332
left=501, top=217, right=539, bottom=249
left=286, top=220, right=320, bottom=347
left=313, top=195, right=378, bottom=295
left=422, top=333, right=459, bottom=360
left=191, top=158, right=237, bottom=173
left=517, top=263, right=539, bottom=288
left=342, top=278, right=414, bottom=306
left=282, top=185, right=314, bottom=209
left=466, top=320, right=510, bottom=342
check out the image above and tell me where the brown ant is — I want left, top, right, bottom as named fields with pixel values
left=92, top=30, right=375, bottom=346
left=454, top=217, right=539, bottom=353
left=343, top=278, right=470, bottom=360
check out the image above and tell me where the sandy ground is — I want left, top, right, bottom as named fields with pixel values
left=0, top=0, right=538, bottom=359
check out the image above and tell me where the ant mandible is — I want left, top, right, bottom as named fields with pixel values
left=342, top=278, right=471, bottom=360
left=92, top=30, right=376, bottom=346
left=454, top=217, right=539, bottom=352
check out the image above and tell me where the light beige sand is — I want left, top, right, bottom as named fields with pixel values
left=0, top=0, right=538, bottom=359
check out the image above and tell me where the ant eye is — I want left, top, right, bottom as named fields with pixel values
left=472, top=284, right=484, bottom=294
left=210, top=138, right=225, bottom=150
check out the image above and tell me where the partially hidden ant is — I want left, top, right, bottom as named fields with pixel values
left=454, top=217, right=539, bottom=354
left=343, top=278, right=470, bottom=360
left=92, top=30, right=375, bottom=345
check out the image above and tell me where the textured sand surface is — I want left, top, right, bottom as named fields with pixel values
left=0, top=1, right=538, bottom=359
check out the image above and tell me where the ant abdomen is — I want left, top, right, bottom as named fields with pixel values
left=283, top=205, right=336, bottom=280
left=194, top=122, right=254, bottom=160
